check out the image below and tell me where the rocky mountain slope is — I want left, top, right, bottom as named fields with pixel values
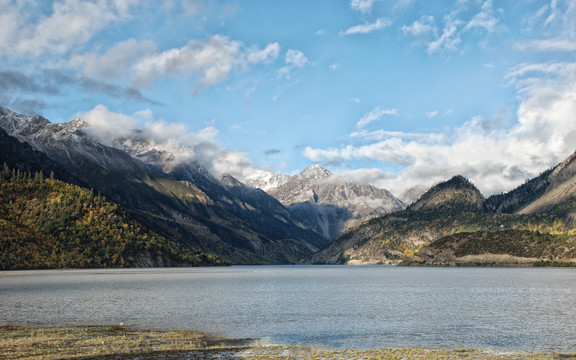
left=310, top=157, right=576, bottom=266
left=0, top=107, right=326, bottom=264
left=485, top=151, right=576, bottom=215
left=0, top=126, right=83, bottom=186
left=248, top=165, right=406, bottom=240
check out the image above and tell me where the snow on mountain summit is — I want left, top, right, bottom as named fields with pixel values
left=299, top=165, right=332, bottom=180
left=246, top=164, right=405, bottom=239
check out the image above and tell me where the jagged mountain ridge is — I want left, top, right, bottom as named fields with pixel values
left=486, top=150, right=576, bottom=216
left=0, top=126, right=84, bottom=186
left=0, top=107, right=326, bottom=264
left=247, top=165, right=406, bottom=240
left=115, top=134, right=329, bottom=251
left=310, top=153, right=576, bottom=266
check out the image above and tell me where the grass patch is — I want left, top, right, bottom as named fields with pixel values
left=533, top=260, right=576, bottom=267
left=0, top=324, right=252, bottom=359
left=1, top=325, right=574, bottom=359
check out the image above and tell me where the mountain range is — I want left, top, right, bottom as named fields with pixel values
left=0, top=107, right=401, bottom=265
left=311, top=155, right=576, bottom=266
left=2, top=106, right=576, bottom=267
left=247, top=165, right=405, bottom=240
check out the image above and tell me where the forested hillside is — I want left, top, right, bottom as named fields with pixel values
left=0, top=165, right=225, bottom=269
left=310, top=174, right=576, bottom=266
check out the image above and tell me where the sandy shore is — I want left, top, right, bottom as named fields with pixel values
left=1, top=324, right=574, bottom=360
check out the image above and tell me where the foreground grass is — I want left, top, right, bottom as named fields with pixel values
left=0, top=325, right=252, bottom=359
left=1, top=325, right=575, bottom=360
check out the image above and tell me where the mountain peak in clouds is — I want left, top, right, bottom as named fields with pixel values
left=250, top=165, right=405, bottom=239
left=486, top=149, right=576, bottom=215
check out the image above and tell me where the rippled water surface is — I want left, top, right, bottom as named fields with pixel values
left=1, top=266, right=575, bottom=352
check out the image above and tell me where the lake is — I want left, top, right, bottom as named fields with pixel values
left=1, top=265, right=575, bottom=353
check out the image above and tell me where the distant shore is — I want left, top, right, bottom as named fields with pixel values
left=1, top=324, right=573, bottom=360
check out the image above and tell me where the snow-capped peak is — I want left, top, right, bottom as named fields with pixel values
left=300, top=165, right=332, bottom=179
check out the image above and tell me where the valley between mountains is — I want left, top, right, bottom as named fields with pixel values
left=2, top=106, right=576, bottom=269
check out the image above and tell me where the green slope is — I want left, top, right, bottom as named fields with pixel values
left=310, top=175, right=576, bottom=265
left=0, top=165, right=225, bottom=270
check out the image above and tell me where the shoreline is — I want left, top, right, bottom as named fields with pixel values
left=1, top=324, right=574, bottom=360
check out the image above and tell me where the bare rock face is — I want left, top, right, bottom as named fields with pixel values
left=486, top=149, right=576, bottom=216
left=248, top=165, right=406, bottom=240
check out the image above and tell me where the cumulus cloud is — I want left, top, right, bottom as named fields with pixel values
left=356, top=106, right=397, bottom=128
left=70, top=39, right=157, bottom=80
left=77, top=105, right=144, bottom=143
left=341, top=18, right=392, bottom=35
left=131, top=36, right=280, bottom=92
left=350, top=0, right=377, bottom=13
left=70, top=35, right=279, bottom=93
left=278, top=49, right=309, bottom=77
left=77, top=105, right=262, bottom=181
left=303, top=61, right=576, bottom=198
left=0, top=0, right=137, bottom=57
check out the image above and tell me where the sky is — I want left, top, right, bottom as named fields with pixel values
left=1, top=0, right=576, bottom=200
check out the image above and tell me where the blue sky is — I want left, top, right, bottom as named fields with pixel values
left=1, top=0, right=576, bottom=199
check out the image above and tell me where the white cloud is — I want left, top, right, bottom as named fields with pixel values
left=427, top=24, right=462, bottom=54
left=401, top=15, right=438, bottom=38
left=426, top=110, right=439, bottom=118
left=285, top=49, right=309, bottom=68
left=246, top=43, right=281, bottom=63
left=130, top=35, right=279, bottom=91
left=356, top=106, right=397, bottom=128
left=326, top=168, right=397, bottom=185
left=78, top=104, right=145, bottom=144
left=303, top=61, right=576, bottom=198
left=463, top=0, right=503, bottom=34
left=78, top=105, right=262, bottom=181
left=515, top=39, right=576, bottom=52
left=350, top=0, right=377, bottom=13
left=402, top=1, right=505, bottom=55
left=279, top=49, right=309, bottom=77
left=514, top=0, right=576, bottom=53
left=71, top=35, right=279, bottom=92
left=341, top=18, right=392, bottom=35
left=544, top=0, right=559, bottom=28
left=0, top=0, right=138, bottom=57
left=351, top=129, right=444, bottom=142
left=70, top=39, right=157, bottom=79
